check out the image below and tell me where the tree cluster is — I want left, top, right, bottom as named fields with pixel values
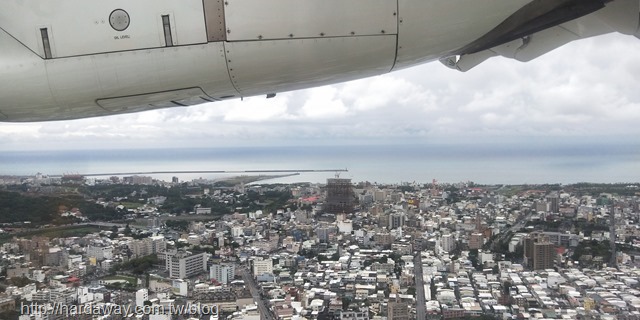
left=0, top=191, right=121, bottom=225
left=111, top=254, right=158, bottom=275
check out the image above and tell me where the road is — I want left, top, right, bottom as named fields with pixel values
left=240, top=267, right=275, bottom=320
left=86, top=221, right=127, bottom=227
left=489, top=212, right=532, bottom=251
left=414, top=253, right=426, bottom=320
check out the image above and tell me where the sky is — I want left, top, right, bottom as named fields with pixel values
left=1, top=33, right=640, bottom=151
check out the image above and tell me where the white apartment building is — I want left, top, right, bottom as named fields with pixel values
left=129, top=236, right=167, bottom=258
left=136, top=289, right=148, bottom=307
left=252, top=257, right=273, bottom=277
left=441, top=233, right=455, bottom=252
left=86, top=245, right=114, bottom=261
left=166, top=251, right=208, bottom=279
left=210, top=263, right=235, bottom=284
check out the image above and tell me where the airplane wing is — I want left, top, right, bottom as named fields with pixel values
left=441, top=0, right=640, bottom=71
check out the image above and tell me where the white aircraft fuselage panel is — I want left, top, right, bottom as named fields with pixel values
left=0, top=28, right=55, bottom=120
left=224, top=0, right=398, bottom=41
left=97, top=88, right=213, bottom=112
left=0, top=0, right=209, bottom=58
left=4, top=0, right=627, bottom=122
left=225, top=36, right=397, bottom=96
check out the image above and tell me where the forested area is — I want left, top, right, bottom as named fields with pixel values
left=0, top=182, right=294, bottom=226
left=0, top=191, right=121, bottom=224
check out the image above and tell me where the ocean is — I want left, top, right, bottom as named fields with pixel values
left=1, top=143, right=639, bottom=184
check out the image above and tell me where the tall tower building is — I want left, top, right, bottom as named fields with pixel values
left=532, top=242, right=555, bottom=270
left=524, top=233, right=556, bottom=270
left=546, top=192, right=560, bottom=213
left=440, top=233, right=455, bottom=252
left=316, top=225, right=336, bottom=243
left=324, top=178, right=355, bottom=214
left=210, top=263, right=235, bottom=284
left=610, top=199, right=617, bottom=268
left=469, top=232, right=484, bottom=250
left=378, top=212, right=390, bottom=228
left=388, top=212, right=406, bottom=230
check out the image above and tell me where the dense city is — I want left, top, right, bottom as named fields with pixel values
left=0, top=174, right=639, bottom=320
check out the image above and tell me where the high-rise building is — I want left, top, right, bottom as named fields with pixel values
left=129, top=236, right=166, bottom=258
left=252, top=257, right=273, bottom=277
left=609, top=199, right=617, bottom=268
left=524, top=233, right=556, bottom=270
left=387, top=301, right=410, bottom=320
left=388, top=212, right=406, bottom=230
left=440, top=233, right=455, bottom=252
left=378, top=212, right=390, bottom=228
left=469, top=232, right=484, bottom=250
left=86, top=245, right=114, bottom=261
left=166, top=251, right=208, bottom=279
left=135, top=289, right=148, bottom=307
left=373, top=233, right=395, bottom=248
left=546, top=193, right=560, bottom=213
left=123, top=175, right=153, bottom=185
left=149, top=235, right=167, bottom=253
left=374, top=189, right=387, bottom=202
left=210, top=263, right=235, bottom=284
left=324, top=178, right=355, bottom=214
left=215, top=232, right=225, bottom=248
left=532, top=241, right=555, bottom=270
left=316, top=225, right=337, bottom=243
left=129, top=239, right=151, bottom=258
left=535, top=201, right=549, bottom=212
left=542, top=232, right=579, bottom=247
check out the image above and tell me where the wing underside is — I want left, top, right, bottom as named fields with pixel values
left=441, top=0, right=640, bottom=71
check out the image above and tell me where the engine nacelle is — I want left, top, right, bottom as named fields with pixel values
left=2, top=0, right=634, bottom=122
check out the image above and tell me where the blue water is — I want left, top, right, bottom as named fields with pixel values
left=1, top=143, right=639, bottom=184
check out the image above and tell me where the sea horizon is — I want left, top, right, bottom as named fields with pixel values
left=1, top=143, right=639, bottom=185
